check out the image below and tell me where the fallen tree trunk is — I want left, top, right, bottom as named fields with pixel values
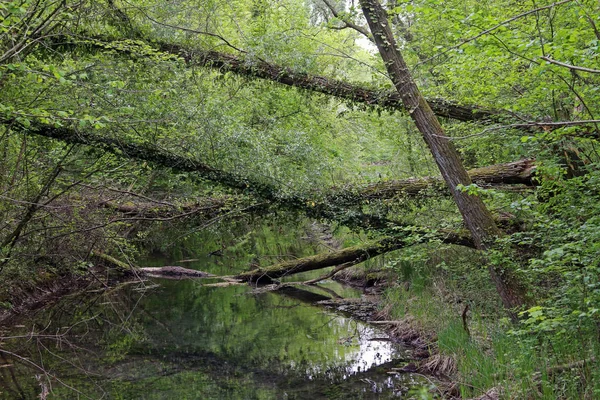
left=102, top=160, right=535, bottom=217
left=7, top=119, right=395, bottom=231
left=234, top=230, right=474, bottom=283
left=102, top=159, right=535, bottom=219
left=91, top=250, right=133, bottom=272
left=6, top=120, right=532, bottom=233
left=328, top=159, right=536, bottom=205
left=360, top=0, right=528, bottom=310
left=171, top=46, right=497, bottom=122
left=63, top=35, right=501, bottom=123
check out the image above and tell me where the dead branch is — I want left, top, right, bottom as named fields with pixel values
left=303, top=262, right=355, bottom=284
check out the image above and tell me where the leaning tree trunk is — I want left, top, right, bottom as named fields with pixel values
left=359, top=0, right=527, bottom=309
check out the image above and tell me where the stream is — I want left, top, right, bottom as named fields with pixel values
left=0, top=219, right=427, bottom=399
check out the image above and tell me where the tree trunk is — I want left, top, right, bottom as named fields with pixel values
left=359, top=0, right=527, bottom=309
left=58, top=35, right=500, bottom=123
left=328, top=158, right=536, bottom=205
left=7, top=120, right=398, bottom=231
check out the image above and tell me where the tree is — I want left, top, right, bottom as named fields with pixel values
left=2, top=1, right=600, bottom=396
left=1, top=0, right=598, bottom=309
left=358, top=0, right=527, bottom=308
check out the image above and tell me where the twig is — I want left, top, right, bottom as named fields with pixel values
left=79, top=184, right=176, bottom=207
left=123, top=1, right=247, bottom=54
left=0, top=348, right=92, bottom=399
left=436, top=119, right=600, bottom=140
left=540, top=56, right=600, bottom=74
left=321, top=0, right=373, bottom=40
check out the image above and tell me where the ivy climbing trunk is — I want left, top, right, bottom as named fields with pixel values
left=359, top=0, right=527, bottom=309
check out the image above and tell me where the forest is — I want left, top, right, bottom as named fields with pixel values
left=1, top=0, right=600, bottom=398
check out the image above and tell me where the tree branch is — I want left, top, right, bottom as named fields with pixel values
left=441, top=120, right=600, bottom=141
left=418, top=0, right=575, bottom=66
left=540, top=56, right=600, bottom=74
left=2, top=119, right=401, bottom=231
left=321, top=0, right=373, bottom=40
left=234, top=231, right=473, bottom=283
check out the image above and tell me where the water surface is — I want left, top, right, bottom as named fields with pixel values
left=0, top=220, right=424, bottom=398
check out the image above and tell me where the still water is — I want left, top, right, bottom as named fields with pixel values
left=0, top=221, right=425, bottom=399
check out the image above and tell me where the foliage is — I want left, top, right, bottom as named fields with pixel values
left=1, top=0, right=600, bottom=397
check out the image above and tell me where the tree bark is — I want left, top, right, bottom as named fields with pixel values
left=359, top=0, right=527, bottom=309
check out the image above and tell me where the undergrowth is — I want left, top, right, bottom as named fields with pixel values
left=381, top=245, right=600, bottom=399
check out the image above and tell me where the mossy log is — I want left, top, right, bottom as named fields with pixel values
left=139, top=266, right=215, bottom=279
left=328, top=159, right=536, bottom=205
left=90, top=250, right=133, bottom=271
left=8, top=119, right=395, bottom=230
left=62, top=35, right=500, bottom=123
left=6, top=120, right=535, bottom=233
left=234, top=230, right=474, bottom=283
left=169, top=45, right=498, bottom=122
left=102, top=160, right=534, bottom=218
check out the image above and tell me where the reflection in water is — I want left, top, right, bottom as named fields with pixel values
left=0, top=280, right=423, bottom=399
left=0, top=219, right=425, bottom=398
left=286, top=313, right=398, bottom=380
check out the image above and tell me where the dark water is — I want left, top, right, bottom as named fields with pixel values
left=0, top=220, right=425, bottom=399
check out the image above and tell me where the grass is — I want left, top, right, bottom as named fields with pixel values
left=377, top=247, right=600, bottom=399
